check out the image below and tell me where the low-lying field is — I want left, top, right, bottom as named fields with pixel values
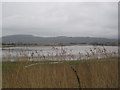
left=2, top=58, right=119, bottom=88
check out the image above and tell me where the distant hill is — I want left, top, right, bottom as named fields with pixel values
left=2, top=35, right=118, bottom=45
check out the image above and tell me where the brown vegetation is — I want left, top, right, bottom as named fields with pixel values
left=2, top=58, right=118, bottom=88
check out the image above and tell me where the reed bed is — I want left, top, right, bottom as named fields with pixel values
left=2, top=46, right=119, bottom=88
left=2, top=58, right=118, bottom=88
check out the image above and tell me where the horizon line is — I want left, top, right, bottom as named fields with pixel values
left=1, top=34, right=118, bottom=39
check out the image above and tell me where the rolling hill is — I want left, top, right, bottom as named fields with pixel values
left=2, top=35, right=118, bottom=45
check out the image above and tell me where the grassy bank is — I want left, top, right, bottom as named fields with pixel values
left=2, top=58, right=118, bottom=88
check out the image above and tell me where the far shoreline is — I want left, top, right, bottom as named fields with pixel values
left=1, top=43, right=119, bottom=48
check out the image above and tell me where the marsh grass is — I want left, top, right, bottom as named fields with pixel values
left=2, top=46, right=119, bottom=88
left=2, top=58, right=118, bottom=88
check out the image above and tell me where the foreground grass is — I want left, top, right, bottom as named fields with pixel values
left=2, top=58, right=118, bottom=88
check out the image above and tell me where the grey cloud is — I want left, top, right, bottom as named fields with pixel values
left=2, top=2, right=118, bottom=38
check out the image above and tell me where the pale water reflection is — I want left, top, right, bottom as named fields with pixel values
left=2, top=45, right=118, bottom=62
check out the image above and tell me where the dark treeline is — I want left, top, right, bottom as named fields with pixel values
left=2, top=42, right=118, bottom=46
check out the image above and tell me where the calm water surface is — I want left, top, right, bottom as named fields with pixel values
left=2, top=45, right=118, bottom=61
left=2, top=45, right=118, bottom=55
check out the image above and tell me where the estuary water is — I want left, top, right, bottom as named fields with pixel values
left=2, top=45, right=118, bottom=61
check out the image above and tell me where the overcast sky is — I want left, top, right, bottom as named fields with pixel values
left=2, top=2, right=118, bottom=38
